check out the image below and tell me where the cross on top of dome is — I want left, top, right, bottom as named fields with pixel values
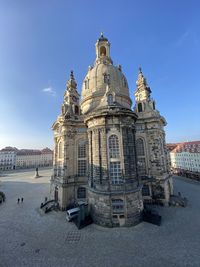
left=98, top=32, right=108, bottom=42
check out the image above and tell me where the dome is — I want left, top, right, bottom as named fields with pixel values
left=80, top=35, right=132, bottom=114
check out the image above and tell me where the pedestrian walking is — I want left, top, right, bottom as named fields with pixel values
left=17, top=198, right=20, bottom=204
left=21, top=197, right=24, bottom=203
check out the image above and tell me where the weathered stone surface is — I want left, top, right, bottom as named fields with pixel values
left=51, top=36, right=173, bottom=226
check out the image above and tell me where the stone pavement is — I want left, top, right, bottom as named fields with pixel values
left=0, top=170, right=200, bottom=267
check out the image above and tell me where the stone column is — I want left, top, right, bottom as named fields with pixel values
left=99, top=127, right=109, bottom=190
left=63, top=135, right=68, bottom=178
left=92, top=128, right=101, bottom=186
left=88, top=130, right=93, bottom=188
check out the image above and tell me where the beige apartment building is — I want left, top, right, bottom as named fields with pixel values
left=0, top=147, right=53, bottom=170
left=16, top=148, right=53, bottom=169
left=0, top=147, right=17, bottom=171
left=169, top=141, right=200, bottom=178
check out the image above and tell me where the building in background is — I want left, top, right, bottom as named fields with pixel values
left=0, top=147, right=53, bottom=170
left=168, top=141, right=200, bottom=180
left=51, top=34, right=173, bottom=227
left=0, top=147, right=18, bottom=170
left=16, top=148, right=53, bottom=169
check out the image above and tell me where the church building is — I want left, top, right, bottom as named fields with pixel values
left=50, top=34, right=173, bottom=227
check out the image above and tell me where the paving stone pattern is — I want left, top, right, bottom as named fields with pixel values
left=0, top=169, right=200, bottom=267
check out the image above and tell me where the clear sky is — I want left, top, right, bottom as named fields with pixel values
left=0, top=0, right=200, bottom=149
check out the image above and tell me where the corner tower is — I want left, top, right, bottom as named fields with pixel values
left=134, top=68, right=173, bottom=204
left=51, top=71, right=88, bottom=210
left=81, top=35, right=143, bottom=227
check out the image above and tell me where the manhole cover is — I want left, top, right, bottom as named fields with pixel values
left=66, top=231, right=81, bottom=244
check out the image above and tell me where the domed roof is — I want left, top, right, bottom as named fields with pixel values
left=80, top=35, right=132, bottom=114
left=98, top=32, right=108, bottom=42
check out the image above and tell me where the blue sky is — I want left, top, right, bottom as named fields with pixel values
left=0, top=0, right=200, bottom=149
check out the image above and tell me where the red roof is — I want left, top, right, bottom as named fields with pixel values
left=166, top=143, right=180, bottom=151
left=171, top=141, right=200, bottom=153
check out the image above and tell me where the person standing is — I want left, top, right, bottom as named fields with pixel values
left=17, top=198, right=20, bottom=204
left=21, top=197, right=24, bottom=203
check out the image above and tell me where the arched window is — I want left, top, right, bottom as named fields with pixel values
left=84, top=80, right=87, bottom=89
left=103, top=73, right=110, bottom=84
left=136, top=138, right=145, bottom=156
left=107, top=94, right=113, bottom=105
left=109, top=135, right=120, bottom=158
left=153, top=101, right=155, bottom=110
left=108, top=135, right=122, bottom=184
left=78, top=141, right=86, bottom=158
left=123, top=77, right=127, bottom=87
left=136, top=138, right=146, bottom=176
left=58, top=141, right=63, bottom=159
left=137, top=158, right=146, bottom=176
left=77, top=187, right=86, bottom=199
left=138, top=103, right=143, bottom=112
left=78, top=141, right=87, bottom=176
left=84, top=79, right=89, bottom=89
left=100, top=46, right=106, bottom=56
left=75, top=105, right=79, bottom=115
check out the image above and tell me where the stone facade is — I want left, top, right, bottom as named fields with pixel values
left=0, top=147, right=17, bottom=171
left=16, top=148, right=53, bottom=169
left=50, top=34, right=173, bottom=226
left=50, top=71, right=88, bottom=209
left=134, top=68, right=173, bottom=204
left=169, top=141, right=200, bottom=179
left=84, top=108, right=143, bottom=227
left=0, top=147, right=53, bottom=171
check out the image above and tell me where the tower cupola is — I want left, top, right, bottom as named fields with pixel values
left=134, top=67, right=158, bottom=114
left=135, top=67, right=151, bottom=102
left=95, top=33, right=112, bottom=65
left=62, top=71, right=80, bottom=117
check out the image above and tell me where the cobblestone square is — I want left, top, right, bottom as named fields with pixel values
left=0, top=169, right=200, bottom=267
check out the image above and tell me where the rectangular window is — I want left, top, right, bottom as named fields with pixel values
left=112, top=199, right=124, bottom=213
left=77, top=187, right=86, bottom=199
left=142, top=185, right=150, bottom=196
left=78, top=160, right=87, bottom=176
left=110, top=162, right=122, bottom=184
left=78, top=142, right=86, bottom=158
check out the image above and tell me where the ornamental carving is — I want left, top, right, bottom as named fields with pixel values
left=66, top=128, right=77, bottom=138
